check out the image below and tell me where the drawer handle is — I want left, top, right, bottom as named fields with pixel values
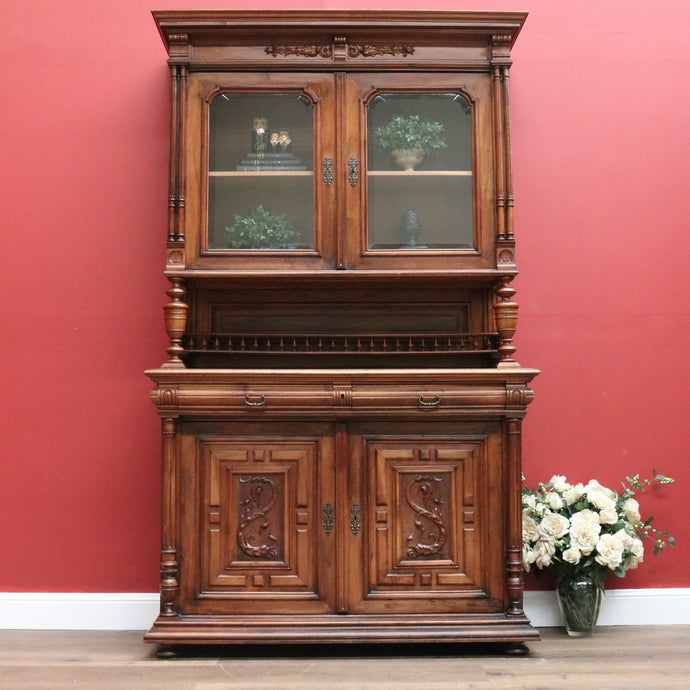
left=418, top=394, right=441, bottom=408
left=244, top=394, right=267, bottom=407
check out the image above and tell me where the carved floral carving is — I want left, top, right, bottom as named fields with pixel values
left=266, top=43, right=415, bottom=59
left=237, top=476, right=279, bottom=559
left=405, top=475, right=447, bottom=558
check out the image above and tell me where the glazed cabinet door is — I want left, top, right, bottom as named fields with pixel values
left=343, top=73, right=495, bottom=270
left=184, top=73, right=337, bottom=270
left=177, top=421, right=337, bottom=615
left=344, top=421, right=506, bottom=614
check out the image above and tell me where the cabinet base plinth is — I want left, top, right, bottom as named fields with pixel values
left=145, top=613, right=540, bottom=647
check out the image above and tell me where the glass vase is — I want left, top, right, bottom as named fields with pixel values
left=556, top=573, right=603, bottom=637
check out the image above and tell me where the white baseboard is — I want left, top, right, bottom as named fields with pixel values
left=0, top=589, right=688, bottom=630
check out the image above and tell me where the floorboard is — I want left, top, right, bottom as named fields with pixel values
left=0, top=626, right=688, bottom=689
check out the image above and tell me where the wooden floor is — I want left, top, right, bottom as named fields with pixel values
left=0, top=626, right=688, bottom=689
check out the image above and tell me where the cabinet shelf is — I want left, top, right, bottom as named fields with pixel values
left=209, top=170, right=313, bottom=177
left=368, top=170, right=472, bottom=177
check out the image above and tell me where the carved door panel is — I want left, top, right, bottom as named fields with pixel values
left=178, top=421, right=336, bottom=615
left=345, top=421, right=506, bottom=614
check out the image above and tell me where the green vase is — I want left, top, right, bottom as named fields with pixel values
left=556, top=574, right=603, bottom=637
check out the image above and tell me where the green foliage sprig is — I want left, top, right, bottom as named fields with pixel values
left=375, top=115, right=447, bottom=152
left=225, top=205, right=299, bottom=249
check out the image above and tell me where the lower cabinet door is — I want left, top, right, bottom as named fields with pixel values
left=178, top=421, right=337, bottom=615
left=345, top=421, right=506, bottom=614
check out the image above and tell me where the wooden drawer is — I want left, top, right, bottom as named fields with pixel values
left=350, top=385, right=502, bottom=410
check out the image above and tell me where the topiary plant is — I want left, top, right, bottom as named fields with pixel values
left=375, top=114, right=446, bottom=152
left=225, top=205, right=300, bottom=249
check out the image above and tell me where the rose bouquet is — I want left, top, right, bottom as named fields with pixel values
left=522, top=471, right=675, bottom=585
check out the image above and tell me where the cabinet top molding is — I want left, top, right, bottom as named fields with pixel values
left=152, top=10, right=528, bottom=54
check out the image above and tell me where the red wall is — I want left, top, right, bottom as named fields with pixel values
left=1, top=0, right=687, bottom=592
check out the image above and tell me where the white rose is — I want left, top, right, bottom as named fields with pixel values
left=549, top=475, right=571, bottom=493
left=598, top=507, right=619, bottom=525
left=624, top=537, right=645, bottom=570
left=522, top=515, right=539, bottom=543
left=586, top=487, right=617, bottom=512
left=585, top=480, right=617, bottom=500
left=538, top=512, right=570, bottom=542
left=569, top=519, right=601, bottom=555
left=562, top=546, right=582, bottom=565
left=545, top=491, right=564, bottom=511
left=562, top=483, right=585, bottom=505
left=533, top=539, right=556, bottom=569
left=612, top=529, right=634, bottom=551
left=570, top=509, right=600, bottom=525
left=622, top=498, right=641, bottom=525
left=522, top=544, right=536, bottom=571
left=523, top=494, right=537, bottom=511
left=595, top=533, right=625, bottom=570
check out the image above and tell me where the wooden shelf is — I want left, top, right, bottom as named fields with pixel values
left=368, top=170, right=472, bottom=177
left=209, top=170, right=313, bottom=177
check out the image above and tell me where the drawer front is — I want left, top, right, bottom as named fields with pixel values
left=350, top=385, right=505, bottom=411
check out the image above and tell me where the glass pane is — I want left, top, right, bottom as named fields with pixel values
left=208, top=93, right=314, bottom=250
left=367, top=93, right=473, bottom=250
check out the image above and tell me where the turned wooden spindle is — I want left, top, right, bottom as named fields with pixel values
left=162, top=277, right=187, bottom=368
left=494, top=277, right=520, bottom=367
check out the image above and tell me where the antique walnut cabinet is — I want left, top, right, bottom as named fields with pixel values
left=146, top=10, right=538, bottom=649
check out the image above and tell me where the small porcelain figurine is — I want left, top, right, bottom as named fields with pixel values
left=278, top=129, right=291, bottom=152
left=251, top=117, right=269, bottom=153
left=269, top=131, right=280, bottom=152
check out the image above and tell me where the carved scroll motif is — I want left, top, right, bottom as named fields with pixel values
left=265, top=45, right=333, bottom=58
left=405, top=475, right=447, bottom=558
left=348, top=44, right=415, bottom=58
left=237, top=476, right=278, bottom=559
left=266, top=43, right=415, bottom=59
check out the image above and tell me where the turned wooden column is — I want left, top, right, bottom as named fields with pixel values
left=505, top=416, right=525, bottom=616
left=159, top=417, right=179, bottom=617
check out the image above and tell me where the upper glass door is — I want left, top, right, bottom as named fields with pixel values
left=345, top=74, right=494, bottom=271
left=208, top=92, right=315, bottom=251
left=366, top=92, right=473, bottom=250
left=185, top=73, right=335, bottom=271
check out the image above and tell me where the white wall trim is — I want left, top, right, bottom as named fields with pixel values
left=524, top=587, right=690, bottom=627
left=0, top=589, right=688, bottom=630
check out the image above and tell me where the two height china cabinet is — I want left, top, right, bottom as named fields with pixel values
left=146, top=10, right=538, bottom=650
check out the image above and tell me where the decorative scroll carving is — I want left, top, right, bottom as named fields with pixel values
left=348, top=44, right=415, bottom=58
left=266, top=44, right=332, bottom=58
left=506, top=384, right=534, bottom=408
left=237, top=476, right=278, bottom=559
left=322, top=502, right=335, bottom=535
left=266, top=43, right=415, bottom=60
left=405, top=475, right=447, bottom=558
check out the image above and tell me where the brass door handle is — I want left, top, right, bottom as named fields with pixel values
left=418, top=394, right=441, bottom=408
left=244, top=394, right=267, bottom=407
